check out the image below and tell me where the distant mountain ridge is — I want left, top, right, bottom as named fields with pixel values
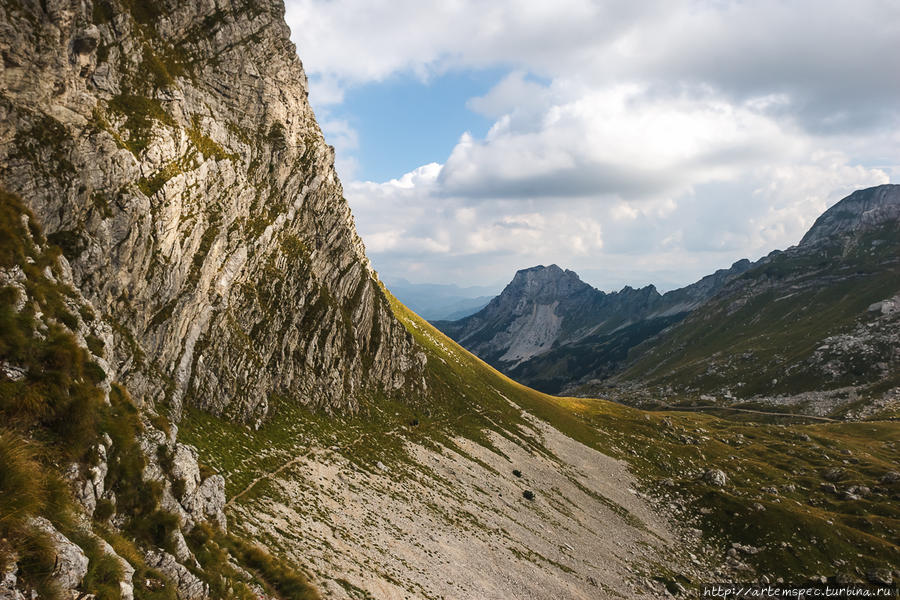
left=385, top=278, right=496, bottom=320
left=436, top=184, right=900, bottom=401
left=606, top=183, right=900, bottom=413
left=434, top=257, right=754, bottom=392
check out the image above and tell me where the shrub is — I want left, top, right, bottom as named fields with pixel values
left=86, top=333, right=105, bottom=357
left=16, top=527, right=63, bottom=600
left=224, top=536, right=321, bottom=600
left=134, top=509, right=180, bottom=550
left=94, top=498, right=116, bottom=521
left=172, top=478, right=186, bottom=500
left=522, top=490, right=535, bottom=501
left=0, top=431, right=45, bottom=562
left=512, top=469, right=522, bottom=478
left=78, top=533, right=125, bottom=600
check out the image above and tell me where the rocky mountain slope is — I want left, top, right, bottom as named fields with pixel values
left=1, top=0, right=898, bottom=598
left=435, top=260, right=752, bottom=393
left=1, top=0, right=420, bottom=596
left=1, top=0, right=424, bottom=425
left=437, top=185, right=900, bottom=413
left=599, top=184, right=900, bottom=416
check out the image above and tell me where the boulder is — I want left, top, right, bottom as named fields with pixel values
left=880, top=471, right=900, bottom=484
left=703, top=469, right=727, bottom=487
left=28, top=518, right=89, bottom=593
left=145, top=550, right=208, bottom=600
left=822, top=468, right=845, bottom=482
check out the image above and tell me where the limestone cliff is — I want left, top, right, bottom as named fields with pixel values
left=0, top=0, right=425, bottom=423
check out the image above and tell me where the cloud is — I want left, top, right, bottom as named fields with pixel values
left=438, top=85, right=807, bottom=202
left=286, top=0, right=900, bottom=135
left=286, top=0, right=898, bottom=288
left=318, top=117, right=359, bottom=178
left=346, top=98, right=889, bottom=287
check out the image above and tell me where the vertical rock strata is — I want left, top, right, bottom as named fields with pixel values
left=0, top=0, right=425, bottom=421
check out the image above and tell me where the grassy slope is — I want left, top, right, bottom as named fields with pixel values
left=181, top=286, right=898, bottom=588
left=390, top=292, right=899, bottom=580
left=619, top=234, right=900, bottom=401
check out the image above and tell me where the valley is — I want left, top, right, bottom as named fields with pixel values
left=0, top=0, right=897, bottom=598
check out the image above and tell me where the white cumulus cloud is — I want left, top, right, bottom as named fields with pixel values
left=286, top=0, right=898, bottom=288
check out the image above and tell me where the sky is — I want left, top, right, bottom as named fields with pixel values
left=283, top=0, right=900, bottom=293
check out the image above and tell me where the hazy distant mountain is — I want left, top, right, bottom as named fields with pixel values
left=385, top=278, right=497, bottom=320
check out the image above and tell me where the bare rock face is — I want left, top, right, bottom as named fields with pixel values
left=145, top=550, right=208, bottom=600
left=0, top=0, right=425, bottom=422
left=800, top=184, right=900, bottom=247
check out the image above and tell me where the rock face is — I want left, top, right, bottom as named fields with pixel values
left=435, top=260, right=752, bottom=393
left=28, top=518, right=89, bottom=593
left=0, top=0, right=424, bottom=421
left=145, top=550, right=208, bottom=600
left=800, top=184, right=900, bottom=247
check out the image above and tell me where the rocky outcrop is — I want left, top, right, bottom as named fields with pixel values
left=145, top=550, right=208, bottom=600
left=0, top=0, right=425, bottom=422
left=139, top=424, right=227, bottom=534
left=800, top=184, right=900, bottom=247
left=28, top=518, right=89, bottom=594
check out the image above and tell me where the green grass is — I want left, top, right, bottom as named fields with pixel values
left=178, top=290, right=886, bottom=588
left=107, top=94, right=176, bottom=155
left=620, top=240, right=900, bottom=398
left=180, top=286, right=896, bottom=586
left=385, top=291, right=900, bottom=582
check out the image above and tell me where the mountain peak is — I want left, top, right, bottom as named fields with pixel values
left=800, top=184, right=900, bottom=246
left=508, top=264, right=591, bottom=301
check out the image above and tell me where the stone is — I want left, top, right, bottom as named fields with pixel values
left=97, top=538, right=136, bottom=600
left=822, top=468, right=845, bottom=482
left=145, top=550, right=208, bottom=600
left=867, top=568, right=893, bottom=586
left=194, top=474, right=227, bottom=531
left=27, top=518, right=89, bottom=593
left=880, top=471, right=900, bottom=484
left=703, top=469, right=727, bottom=487
left=0, top=563, right=26, bottom=600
